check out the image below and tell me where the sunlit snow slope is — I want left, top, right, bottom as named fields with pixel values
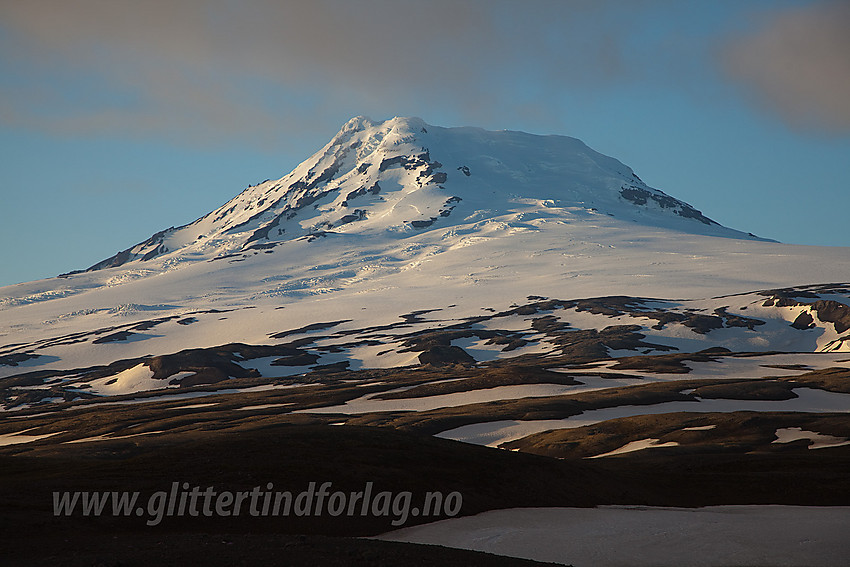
left=83, top=115, right=762, bottom=271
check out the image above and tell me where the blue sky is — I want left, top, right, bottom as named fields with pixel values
left=1, top=0, right=848, bottom=287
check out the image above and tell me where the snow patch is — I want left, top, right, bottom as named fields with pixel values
left=772, top=427, right=850, bottom=449
left=0, top=428, right=65, bottom=446
left=85, top=363, right=171, bottom=396
left=589, top=438, right=679, bottom=458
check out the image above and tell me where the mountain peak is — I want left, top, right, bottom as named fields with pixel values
left=82, top=117, right=764, bottom=273
left=336, top=115, right=427, bottom=139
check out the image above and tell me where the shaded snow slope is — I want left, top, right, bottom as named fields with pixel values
left=379, top=506, right=850, bottom=567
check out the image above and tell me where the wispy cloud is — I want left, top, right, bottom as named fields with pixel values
left=12, top=1, right=839, bottom=145
left=720, top=1, right=850, bottom=134
left=0, top=0, right=671, bottom=145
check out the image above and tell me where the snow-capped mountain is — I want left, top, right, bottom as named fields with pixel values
left=3, top=116, right=849, bottom=567
left=83, top=116, right=761, bottom=272
left=1, top=116, right=850, bottom=411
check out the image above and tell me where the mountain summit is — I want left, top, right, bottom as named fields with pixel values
left=87, top=116, right=761, bottom=271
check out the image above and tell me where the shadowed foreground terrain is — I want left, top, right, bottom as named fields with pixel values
left=2, top=419, right=849, bottom=565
